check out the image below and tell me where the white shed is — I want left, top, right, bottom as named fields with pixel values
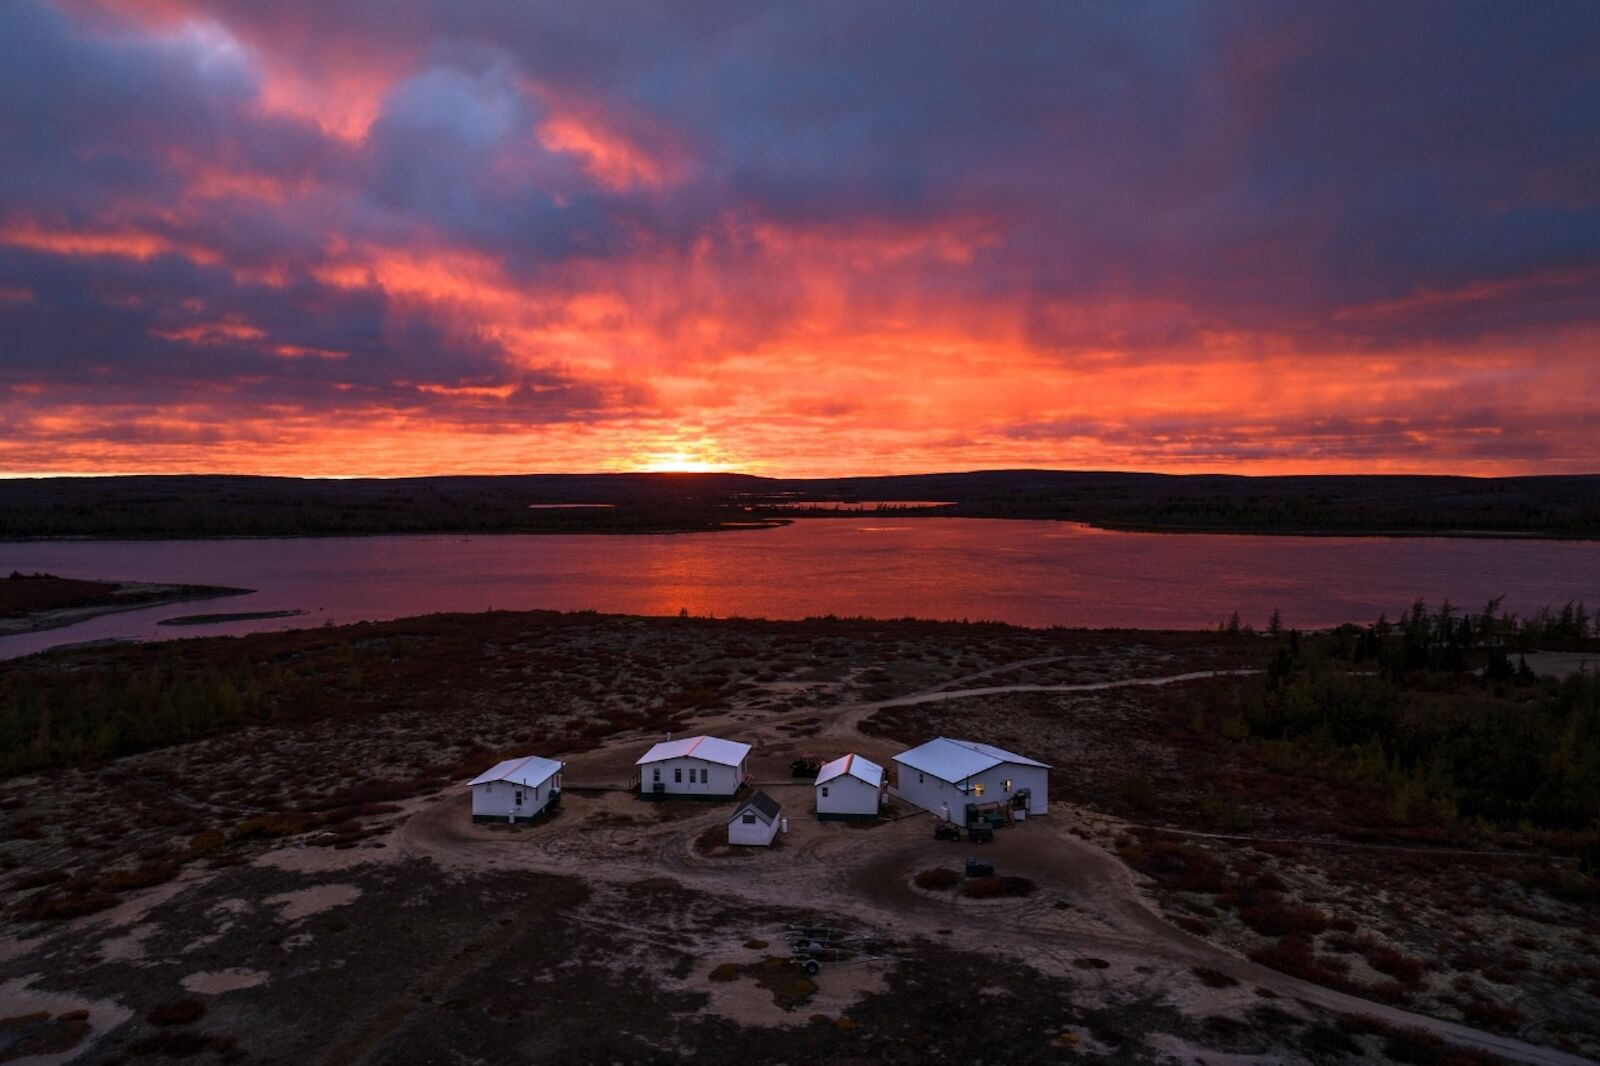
left=814, top=753, right=885, bottom=820
left=469, top=754, right=564, bottom=823
left=636, top=735, right=751, bottom=798
left=728, top=791, right=782, bottom=846
left=891, top=737, right=1050, bottom=821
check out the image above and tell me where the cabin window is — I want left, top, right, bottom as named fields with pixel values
left=652, top=768, right=661, bottom=782
left=698, top=768, right=707, bottom=783
left=742, top=813, right=756, bottom=824
left=973, top=782, right=985, bottom=797
left=675, top=768, right=683, bottom=783
left=1003, top=778, right=1012, bottom=792
left=515, top=790, right=524, bottom=805
left=821, top=786, right=829, bottom=797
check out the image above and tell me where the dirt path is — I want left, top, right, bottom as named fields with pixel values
left=391, top=660, right=1595, bottom=1066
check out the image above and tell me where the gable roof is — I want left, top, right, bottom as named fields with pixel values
left=814, top=752, right=885, bottom=789
left=729, top=790, right=781, bottom=823
left=468, top=754, right=563, bottom=789
left=891, top=737, right=1050, bottom=783
left=635, top=735, right=752, bottom=767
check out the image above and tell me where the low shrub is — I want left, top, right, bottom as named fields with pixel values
left=708, top=962, right=743, bottom=982
left=1359, top=938, right=1425, bottom=985
left=182, top=830, right=227, bottom=861
left=231, top=813, right=313, bottom=841
left=1461, top=998, right=1524, bottom=1031
left=12, top=890, right=117, bottom=922
left=1118, top=839, right=1229, bottom=893
left=1248, top=935, right=1360, bottom=994
left=148, top=999, right=206, bottom=1026
left=1191, top=967, right=1239, bottom=989
left=6, top=868, right=69, bottom=892
left=128, top=1031, right=212, bottom=1058
left=1238, top=896, right=1329, bottom=938
left=748, top=957, right=817, bottom=1009
left=96, top=862, right=177, bottom=894
left=1336, top=1013, right=1501, bottom=1065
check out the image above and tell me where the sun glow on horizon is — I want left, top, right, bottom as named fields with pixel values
left=626, top=437, right=742, bottom=474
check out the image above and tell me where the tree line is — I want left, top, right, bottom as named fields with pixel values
left=1209, top=600, right=1600, bottom=837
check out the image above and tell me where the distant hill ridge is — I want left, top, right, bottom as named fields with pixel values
left=2, top=470, right=1598, bottom=539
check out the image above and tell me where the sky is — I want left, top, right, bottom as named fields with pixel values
left=1, top=1, right=1597, bottom=477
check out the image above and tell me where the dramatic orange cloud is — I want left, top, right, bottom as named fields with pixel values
left=2, top=1, right=1598, bottom=477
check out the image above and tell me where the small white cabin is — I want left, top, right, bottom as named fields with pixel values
left=636, top=735, right=751, bottom=798
left=469, top=754, right=564, bottom=823
left=728, top=791, right=781, bottom=846
left=891, top=737, right=1049, bottom=821
left=814, top=753, right=885, bottom=820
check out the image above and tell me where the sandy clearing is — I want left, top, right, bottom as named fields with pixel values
left=690, top=955, right=890, bottom=1029
left=180, top=968, right=269, bottom=995
left=265, top=884, right=361, bottom=922
left=98, top=922, right=157, bottom=964
left=0, top=974, right=134, bottom=1065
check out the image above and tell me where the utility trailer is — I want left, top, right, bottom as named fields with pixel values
left=784, top=925, right=904, bottom=976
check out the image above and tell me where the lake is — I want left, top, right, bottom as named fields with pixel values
left=2, top=519, right=1598, bottom=659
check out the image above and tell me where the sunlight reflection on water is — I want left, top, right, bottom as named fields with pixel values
left=2, top=518, right=1597, bottom=658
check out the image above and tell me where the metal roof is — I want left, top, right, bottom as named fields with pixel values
left=814, top=752, right=885, bottom=788
left=729, top=790, right=781, bottom=823
left=635, top=734, right=752, bottom=767
left=468, top=754, right=563, bottom=789
left=891, top=737, right=1050, bottom=783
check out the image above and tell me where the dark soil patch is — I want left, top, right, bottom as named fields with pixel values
left=960, top=875, right=1035, bottom=899
left=913, top=867, right=959, bottom=891
left=0, top=1011, right=91, bottom=1062
left=1191, top=966, right=1239, bottom=988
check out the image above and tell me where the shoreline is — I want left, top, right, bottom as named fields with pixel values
left=1, top=514, right=1596, bottom=543
left=0, top=582, right=256, bottom=636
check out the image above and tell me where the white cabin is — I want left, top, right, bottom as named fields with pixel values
left=891, top=737, right=1049, bottom=821
left=636, top=735, right=751, bottom=798
left=728, top=791, right=781, bottom=846
left=814, top=753, right=885, bottom=820
left=469, top=754, right=564, bottom=823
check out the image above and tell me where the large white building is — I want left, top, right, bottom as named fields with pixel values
left=468, top=754, right=564, bottom=823
left=891, top=737, right=1049, bottom=820
left=636, top=735, right=751, bottom=798
left=813, top=753, right=885, bottom=820
left=728, top=791, right=782, bottom=846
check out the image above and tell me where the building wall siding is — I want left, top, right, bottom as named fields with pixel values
left=728, top=813, right=780, bottom=846
left=816, top=775, right=881, bottom=817
left=471, top=778, right=555, bottom=821
left=890, top=762, right=1049, bottom=817
left=641, top=756, right=743, bottom=796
